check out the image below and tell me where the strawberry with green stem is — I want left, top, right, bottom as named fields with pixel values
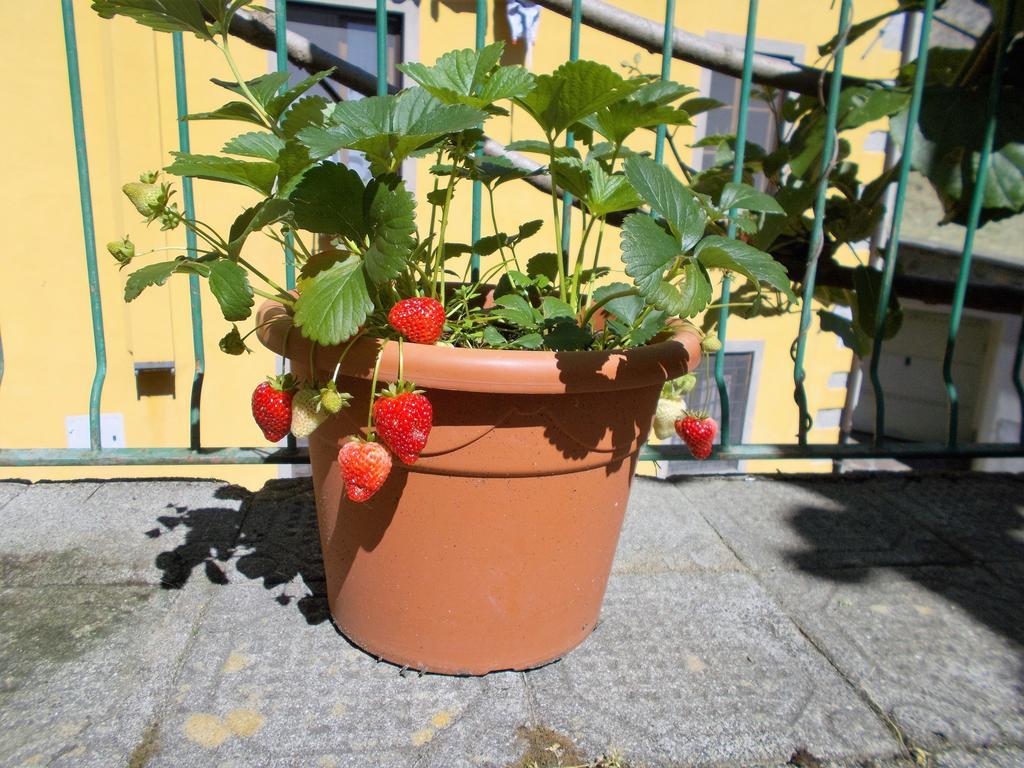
left=338, top=342, right=393, bottom=502
left=674, top=333, right=721, bottom=460
left=251, top=373, right=298, bottom=443
left=372, top=339, right=434, bottom=464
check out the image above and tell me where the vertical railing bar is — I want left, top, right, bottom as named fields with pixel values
left=376, top=0, right=388, bottom=97
left=653, top=0, right=677, bottom=164
left=792, top=0, right=852, bottom=445
left=172, top=33, right=206, bottom=451
left=713, top=0, right=759, bottom=447
left=274, top=1, right=298, bottom=452
left=61, top=0, right=107, bottom=452
left=1014, top=311, right=1024, bottom=444
left=559, top=0, right=583, bottom=268
left=470, top=0, right=487, bottom=282
left=275, top=0, right=296, bottom=293
left=867, top=0, right=936, bottom=445
left=941, top=0, right=1016, bottom=448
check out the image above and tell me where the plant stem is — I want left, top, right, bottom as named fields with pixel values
left=433, top=164, right=459, bottom=308
left=487, top=186, right=519, bottom=273
left=569, top=215, right=598, bottom=309
left=331, top=330, right=367, bottom=382
left=582, top=217, right=609, bottom=313
left=217, top=38, right=276, bottom=132
left=366, top=341, right=386, bottom=438
left=253, top=286, right=293, bottom=305
left=237, top=256, right=292, bottom=299
left=547, top=137, right=567, bottom=303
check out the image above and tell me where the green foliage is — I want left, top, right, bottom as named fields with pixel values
left=299, top=88, right=486, bottom=173
left=398, top=43, right=534, bottom=109
left=97, top=5, right=809, bottom=356
left=164, top=153, right=278, bottom=195
left=894, top=87, right=1024, bottom=225
left=514, top=60, right=646, bottom=137
left=293, top=258, right=373, bottom=345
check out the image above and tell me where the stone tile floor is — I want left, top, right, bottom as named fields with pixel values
left=0, top=472, right=1021, bottom=767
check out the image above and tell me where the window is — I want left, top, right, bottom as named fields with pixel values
left=698, top=68, right=786, bottom=189
left=286, top=3, right=403, bottom=179
left=659, top=351, right=755, bottom=475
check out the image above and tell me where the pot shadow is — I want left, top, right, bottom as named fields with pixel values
left=151, top=479, right=331, bottom=625
left=755, top=472, right=1024, bottom=652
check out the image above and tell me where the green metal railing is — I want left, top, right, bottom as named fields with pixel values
left=2, top=0, right=1022, bottom=469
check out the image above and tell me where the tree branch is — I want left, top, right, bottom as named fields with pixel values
left=532, top=0, right=876, bottom=97
left=230, top=9, right=399, bottom=96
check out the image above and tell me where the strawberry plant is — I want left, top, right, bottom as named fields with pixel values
left=95, top=0, right=793, bottom=353
left=94, top=0, right=801, bottom=476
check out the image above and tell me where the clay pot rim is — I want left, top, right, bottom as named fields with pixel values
left=255, top=299, right=701, bottom=395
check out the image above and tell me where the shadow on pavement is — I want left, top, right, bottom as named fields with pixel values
left=149, top=478, right=330, bottom=625
left=780, top=473, right=1024, bottom=650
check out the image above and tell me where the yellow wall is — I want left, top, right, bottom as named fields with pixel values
left=0, top=0, right=900, bottom=485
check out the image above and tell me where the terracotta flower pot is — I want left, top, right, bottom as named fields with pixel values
left=256, top=299, right=701, bottom=674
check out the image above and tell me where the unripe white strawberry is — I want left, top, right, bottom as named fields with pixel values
left=290, top=387, right=329, bottom=438
left=653, top=397, right=685, bottom=439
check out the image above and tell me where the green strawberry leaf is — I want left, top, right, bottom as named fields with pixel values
left=543, top=318, right=593, bottom=351
left=514, top=60, right=646, bottom=137
left=398, top=43, right=535, bottom=108
left=621, top=213, right=684, bottom=313
left=583, top=99, right=691, bottom=145
left=281, top=95, right=330, bottom=138
left=123, top=260, right=182, bottom=301
left=624, top=155, right=706, bottom=250
left=493, top=294, right=538, bottom=327
left=719, top=181, right=784, bottom=214
left=362, top=177, right=416, bottom=285
left=222, top=131, right=285, bottom=161
left=504, top=140, right=580, bottom=159
left=675, top=260, right=713, bottom=318
left=165, top=152, right=278, bottom=195
left=288, top=162, right=367, bottom=238
left=226, top=198, right=292, bottom=257
left=540, top=297, right=575, bottom=320
left=207, top=258, right=254, bottom=321
left=694, top=235, right=796, bottom=300
left=91, top=0, right=214, bottom=39
left=527, top=252, right=559, bottom=281
left=266, top=69, right=335, bottom=120
left=593, top=282, right=642, bottom=324
left=211, top=72, right=291, bottom=110
left=298, top=88, right=486, bottom=172
left=508, top=332, right=544, bottom=349
left=293, top=258, right=373, bottom=345
left=183, top=101, right=266, bottom=127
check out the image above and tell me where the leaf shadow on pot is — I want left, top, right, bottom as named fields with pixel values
left=543, top=339, right=694, bottom=476
left=151, top=479, right=333, bottom=625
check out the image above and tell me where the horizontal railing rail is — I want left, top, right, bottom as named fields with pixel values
left=1, top=0, right=1022, bottom=469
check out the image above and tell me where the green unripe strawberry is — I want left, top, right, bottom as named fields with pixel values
left=106, top=236, right=135, bottom=266
left=319, top=381, right=351, bottom=415
left=701, top=333, right=722, bottom=353
left=677, top=373, right=697, bottom=395
left=122, top=180, right=173, bottom=220
left=138, top=170, right=160, bottom=184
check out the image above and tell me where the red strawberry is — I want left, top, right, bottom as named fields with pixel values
left=388, top=297, right=445, bottom=344
left=251, top=374, right=297, bottom=442
left=675, top=413, right=718, bottom=460
left=372, top=383, right=433, bottom=464
left=338, top=439, right=392, bottom=502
